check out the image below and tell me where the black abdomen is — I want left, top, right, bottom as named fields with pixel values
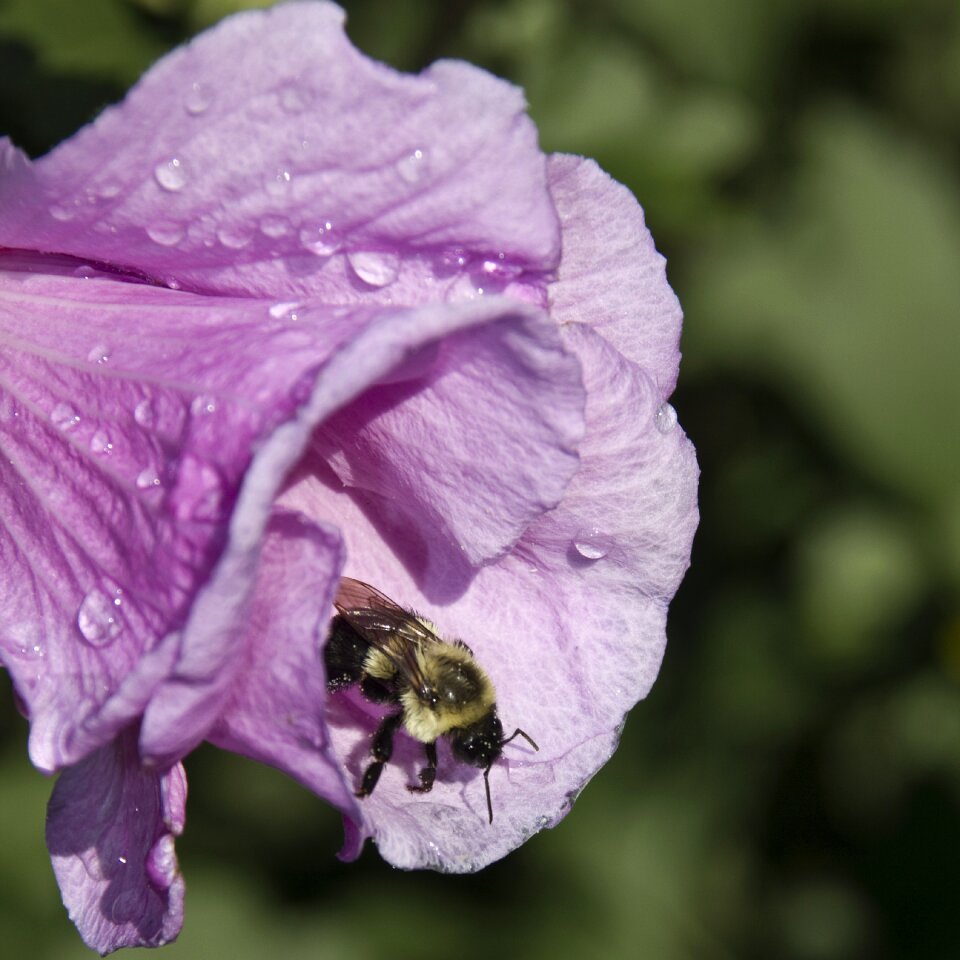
left=324, top=615, right=370, bottom=690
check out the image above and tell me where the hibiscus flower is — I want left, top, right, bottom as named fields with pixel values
left=0, top=1, right=698, bottom=952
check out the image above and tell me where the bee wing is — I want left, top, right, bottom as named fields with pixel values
left=333, top=578, right=439, bottom=699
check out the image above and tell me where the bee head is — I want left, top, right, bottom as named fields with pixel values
left=451, top=714, right=540, bottom=824
left=451, top=710, right=504, bottom=770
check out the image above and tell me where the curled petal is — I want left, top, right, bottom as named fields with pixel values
left=207, top=507, right=356, bottom=813
left=0, top=2, right=559, bottom=301
left=312, top=306, right=584, bottom=580
left=46, top=728, right=186, bottom=954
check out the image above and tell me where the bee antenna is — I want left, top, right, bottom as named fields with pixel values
left=500, top=727, right=539, bottom=752
left=483, top=765, right=494, bottom=825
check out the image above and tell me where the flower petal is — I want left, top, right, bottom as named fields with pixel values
left=310, top=305, right=584, bottom=577
left=548, top=154, right=684, bottom=392
left=0, top=2, right=559, bottom=301
left=45, top=728, right=186, bottom=954
left=312, top=324, right=698, bottom=869
left=207, top=507, right=356, bottom=813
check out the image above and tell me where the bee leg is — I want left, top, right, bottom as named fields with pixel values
left=360, top=675, right=395, bottom=705
left=407, top=741, right=437, bottom=794
left=357, top=712, right=403, bottom=798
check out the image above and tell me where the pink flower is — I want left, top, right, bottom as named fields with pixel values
left=0, top=1, right=698, bottom=952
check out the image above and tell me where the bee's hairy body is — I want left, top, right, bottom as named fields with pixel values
left=324, top=578, right=537, bottom=823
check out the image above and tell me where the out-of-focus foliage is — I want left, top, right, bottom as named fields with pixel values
left=1, top=1, right=957, bottom=958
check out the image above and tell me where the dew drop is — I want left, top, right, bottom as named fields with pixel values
left=184, top=82, right=212, bottom=115
left=146, top=221, right=184, bottom=247
left=299, top=221, right=339, bottom=257
left=265, top=168, right=293, bottom=197
left=76, top=587, right=124, bottom=646
left=133, top=398, right=155, bottom=428
left=655, top=402, right=678, bottom=434
left=269, top=301, right=301, bottom=321
left=98, top=182, right=122, bottom=199
left=397, top=148, right=426, bottom=183
left=136, top=468, right=162, bottom=490
left=572, top=528, right=611, bottom=561
left=348, top=250, right=400, bottom=288
left=90, top=429, right=113, bottom=455
left=154, top=157, right=187, bottom=192
left=0, top=395, right=17, bottom=422
left=49, top=203, right=76, bottom=222
left=216, top=223, right=253, bottom=249
left=51, top=402, right=81, bottom=431
left=87, top=343, right=110, bottom=364
left=191, top=395, right=217, bottom=416
left=259, top=214, right=291, bottom=238
left=72, top=264, right=96, bottom=279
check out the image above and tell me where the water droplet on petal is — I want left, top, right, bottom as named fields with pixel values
left=98, top=182, right=122, bottom=199
left=348, top=250, right=400, bottom=288
left=184, top=82, right=212, bottom=115
left=655, top=402, right=677, bottom=434
left=136, top=468, right=162, bottom=490
left=77, top=587, right=124, bottom=646
left=299, top=222, right=339, bottom=257
left=133, top=398, right=155, bottom=428
left=265, top=168, right=293, bottom=197
left=260, top=214, right=291, bottom=238
left=572, top=528, right=612, bottom=561
left=269, top=301, right=301, bottom=321
left=87, top=343, right=110, bottom=364
left=216, top=223, right=253, bottom=249
left=90, top=429, right=113, bottom=455
left=49, top=203, right=76, bottom=222
left=154, top=157, right=187, bottom=192
left=146, top=221, right=184, bottom=247
left=51, top=402, right=81, bottom=431
left=397, top=148, right=426, bottom=183
left=191, top=395, right=217, bottom=416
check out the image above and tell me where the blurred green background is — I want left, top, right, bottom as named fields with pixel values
left=2, top=0, right=958, bottom=957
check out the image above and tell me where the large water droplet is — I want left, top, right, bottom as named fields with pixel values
left=76, top=587, right=124, bottom=646
left=299, top=222, right=339, bottom=257
left=572, top=528, right=612, bottom=561
left=146, top=221, right=184, bottom=247
left=265, top=168, right=293, bottom=197
left=217, top=223, right=253, bottom=249
left=397, top=148, right=427, bottom=184
left=348, top=250, right=400, bottom=288
left=51, top=402, right=81, bottom=431
left=87, top=343, right=110, bottom=364
left=154, top=157, right=187, bottom=192
left=90, top=429, right=113, bottom=455
left=133, top=398, right=155, bottom=428
left=655, top=402, right=677, bottom=434
left=260, top=214, right=291, bottom=238
left=184, top=82, right=213, bottom=115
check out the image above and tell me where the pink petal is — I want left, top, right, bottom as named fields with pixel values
left=310, top=305, right=584, bottom=577
left=0, top=3, right=559, bottom=301
left=547, top=154, right=684, bottom=392
left=208, top=508, right=355, bottom=812
left=46, top=728, right=186, bottom=953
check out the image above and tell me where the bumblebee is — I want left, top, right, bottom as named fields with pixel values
left=324, top=577, right=538, bottom=823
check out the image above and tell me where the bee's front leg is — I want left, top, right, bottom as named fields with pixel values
left=357, top=712, right=403, bottom=797
left=408, top=741, right=437, bottom=793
